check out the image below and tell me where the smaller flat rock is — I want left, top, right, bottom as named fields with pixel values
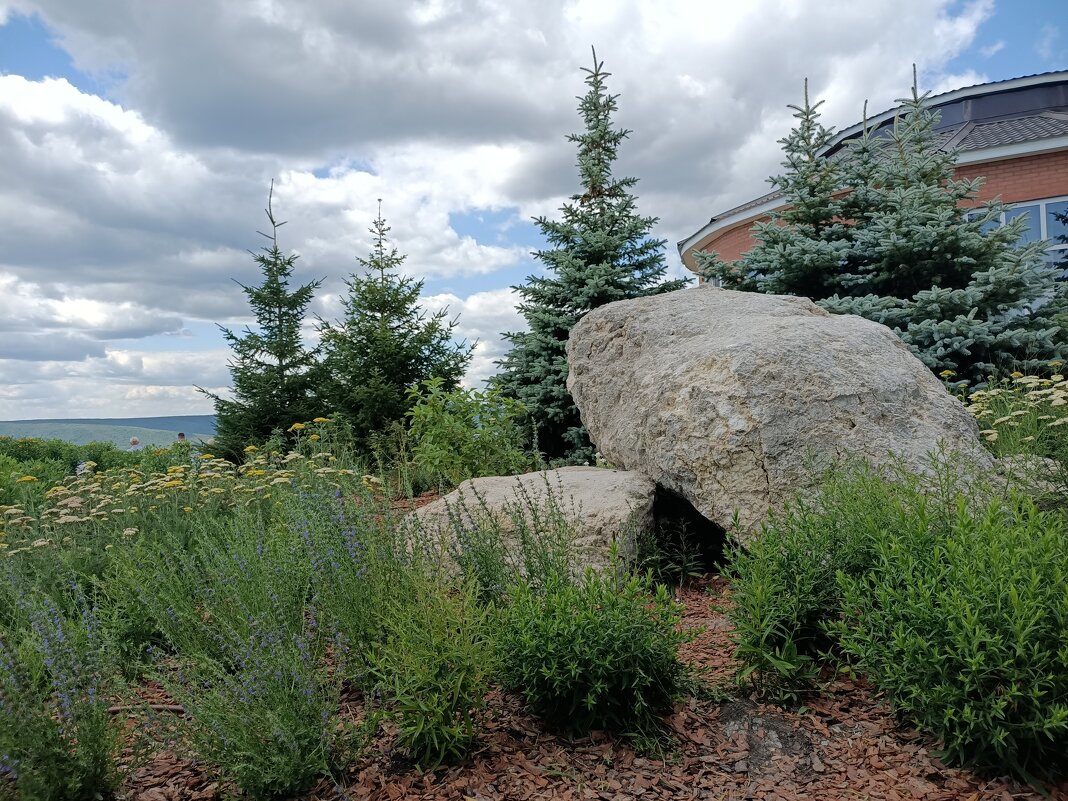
left=408, top=466, right=657, bottom=570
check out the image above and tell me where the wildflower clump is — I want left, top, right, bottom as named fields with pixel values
left=966, top=370, right=1068, bottom=504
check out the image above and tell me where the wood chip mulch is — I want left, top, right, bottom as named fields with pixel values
left=117, top=575, right=1068, bottom=801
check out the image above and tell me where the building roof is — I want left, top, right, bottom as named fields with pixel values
left=678, top=70, right=1068, bottom=263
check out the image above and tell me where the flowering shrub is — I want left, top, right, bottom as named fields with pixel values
left=966, top=369, right=1068, bottom=505
left=0, top=588, right=119, bottom=800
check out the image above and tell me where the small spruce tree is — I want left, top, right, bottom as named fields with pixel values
left=700, top=74, right=1068, bottom=385
left=698, top=80, right=850, bottom=298
left=317, top=203, right=471, bottom=445
left=826, top=79, right=1066, bottom=382
left=496, top=48, right=688, bottom=462
left=200, top=187, right=324, bottom=461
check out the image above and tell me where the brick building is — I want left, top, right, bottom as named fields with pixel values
left=678, top=71, right=1068, bottom=275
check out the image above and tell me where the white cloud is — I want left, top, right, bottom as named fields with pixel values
left=1036, top=25, right=1060, bottom=62
left=980, top=40, right=1005, bottom=57
left=423, top=288, right=524, bottom=386
left=0, top=0, right=1005, bottom=418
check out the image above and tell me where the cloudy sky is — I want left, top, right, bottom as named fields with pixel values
left=0, top=0, right=1064, bottom=420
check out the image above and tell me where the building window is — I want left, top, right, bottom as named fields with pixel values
left=968, top=195, right=1068, bottom=277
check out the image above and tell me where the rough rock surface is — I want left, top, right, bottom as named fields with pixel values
left=409, top=466, right=656, bottom=568
left=566, top=285, right=992, bottom=541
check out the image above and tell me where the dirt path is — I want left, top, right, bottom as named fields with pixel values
left=118, top=576, right=1067, bottom=800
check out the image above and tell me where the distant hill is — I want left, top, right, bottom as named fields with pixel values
left=0, top=415, right=215, bottom=448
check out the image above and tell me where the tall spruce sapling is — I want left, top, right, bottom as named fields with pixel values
left=317, top=202, right=471, bottom=445
left=824, top=76, right=1066, bottom=383
left=697, top=79, right=850, bottom=298
left=497, top=48, right=688, bottom=463
left=199, top=186, right=325, bottom=461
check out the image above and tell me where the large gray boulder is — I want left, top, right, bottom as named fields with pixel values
left=566, top=285, right=992, bottom=541
left=409, top=466, right=656, bottom=570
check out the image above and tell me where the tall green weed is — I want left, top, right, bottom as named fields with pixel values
left=406, top=378, right=534, bottom=489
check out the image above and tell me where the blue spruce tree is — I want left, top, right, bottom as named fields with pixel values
left=496, top=49, right=688, bottom=462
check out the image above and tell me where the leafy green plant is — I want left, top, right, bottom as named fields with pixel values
left=496, top=567, right=691, bottom=736
left=407, top=378, right=534, bottom=489
left=0, top=589, right=120, bottom=801
left=832, top=493, right=1068, bottom=779
left=723, top=462, right=932, bottom=698
left=372, top=578, right=494, bottom=769
left=633, top=522, right=707, bottom=589
left=162, top=622, right=351, bottom=800
left=126, top=504, right=360, bottom=798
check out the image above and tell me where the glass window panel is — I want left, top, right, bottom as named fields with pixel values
left=1047, top=201, right=1068, bottom=245
left=966, top=208, right=1002, bottom=233
left=1046, top=247, right=1068, bottom=281
left=1005, top=205, right=1041, bottom=244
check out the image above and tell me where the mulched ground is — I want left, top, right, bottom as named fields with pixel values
left=118, top=575, right=1068, bottom=801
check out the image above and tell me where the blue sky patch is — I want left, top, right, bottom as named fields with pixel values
left=0, top=12, right=116, bottom=95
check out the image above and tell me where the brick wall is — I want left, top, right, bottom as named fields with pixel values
left=698, top=147, right=1068, bottom=262
left=957, top=149, right=1068, bottom=206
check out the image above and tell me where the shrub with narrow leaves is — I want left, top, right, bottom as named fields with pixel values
left=497, top=568, right=690, bottom=736
left=833, top=494, right=1068, bottom=779
left=372, top=578, right=493, bottom=769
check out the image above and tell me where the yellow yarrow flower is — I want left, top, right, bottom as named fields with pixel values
left=312, top=417, right=331, bottom=424
left=308, top=434, right=320, bottom=441
left=288, top=422, right=306, bottom=432
left=199, top=454, right=215, bottom=460
left=15, top=476, right=37, bottom=483
left=243, top=445, right=258, bottom=453
left=939, top=369, right=955, bottom=378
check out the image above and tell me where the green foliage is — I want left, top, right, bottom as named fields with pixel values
left=406, top=378, right=534, bottom=489
left=725, top=459, right=975, bottom=698
left=726, top=457, right=1068, bottom=779
left=0, top=437, right=145, bottom=506
left=317, top=207, right=471, bottom=446
left=723, top=463, right=907, bottom=699
left=0, top=587, right=120, bottom=801
left=632, top=522, right=708, bottom=589
left=164, top=626, right=347, bottom=800
left=497, top=567, right=690, bottom=736
left=120, top=505, right=352, bottom=797
left=200, top=187, right=326, bottom=461
left=833, top=495, right=1068, bottom=778
left=372, top=579, right=494, bottom=769
left=699, top=78, right=1067, bottom=386
left=439, top=478, right=583, bottom=605
left=496, top=49, right=688, bottom=463
left=0, top=423, right=210, bottom=450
